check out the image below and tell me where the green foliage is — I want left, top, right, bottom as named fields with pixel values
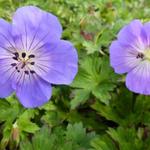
left=107, top=127, right=143, bottom=150
left=0, top=0, right=150, bottom=150
left=71, top=55, right=118, bottom=108
left=0, top=96, right=39, bottom=149
left=20, top=122, right=95, bottom=150
left=91, top=135, right=116, bottom=150
left=91, top=127, right=144, bottom=150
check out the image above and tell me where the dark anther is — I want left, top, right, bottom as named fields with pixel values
left=28, top=54, right=35, bottom=58
left=136, top=53, right=144, bottom=59
left=30, top=62, right=35, bottom=65
left=15, top=66, right=20, bottom=72
left=14, top=52, right=19, bottom=58
left=11, top=63, right=17, bottom=67
left=21, top=62, right=26, bottom=69
left=22, top=52, right=26, bottom=58
left=30, top=70, right=35, bottom=74
left=24, top=70, right=29, bottom=75
left=12, top=57, right=18, bottom=61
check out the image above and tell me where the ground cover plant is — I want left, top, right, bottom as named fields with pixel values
left=0, top=0, right=150, bottom=150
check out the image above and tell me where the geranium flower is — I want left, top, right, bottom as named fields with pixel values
left=0, top=6, right=78, bottom=108
left=110, top=19, right=150, bottom=95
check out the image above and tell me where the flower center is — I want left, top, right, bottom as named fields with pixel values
left=144, top=50, right=150, bottom=61
left=11, top=51, right=36, bottom=74
left=136, top=50, right=150, bottom=61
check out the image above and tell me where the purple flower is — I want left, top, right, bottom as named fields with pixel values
left=110, top=19, right=150, bottom=95
left=0, top=6, right=78, bottom=108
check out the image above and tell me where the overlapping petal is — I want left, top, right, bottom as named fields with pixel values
left=117, top=20, right=145, bottom=48
left=142, top=22, right=150, bottom=47
left=16, top=74, right=52, bottom=108
left=33, top=40, right=78, bottom=85
left=0, top=59, right=15, bottom=97
left=12, top=6, right=62, bottom=50
left=0, top=19, right=15, bottom=47
left=110, top=40, right=141, bottom=74
left=126, top=61, right=150, bottom=95
left=0, top=82, right=14, bottom=98
left=0, top=20, right=15, bottom=97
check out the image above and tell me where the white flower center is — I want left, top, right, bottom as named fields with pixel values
left=11, top=51, right=36, bottom=74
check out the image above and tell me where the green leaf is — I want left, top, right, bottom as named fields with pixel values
left=71, top=55, right=118, bottom=107
left=19, top=139, right=33, bottom=150
left=20, top=123, right=95, bottom=150
left=92, top=83, right=116, bottom=105
left=107, top=127, right=143, bottom=150
left=91, top=135, right=116, bottom=150
left=20, top=126, right=56, bottom=150
left=17, top=110, right=39, bottom=133
left=71, top=89, right=90, bottom=109
left=65, top=122, right=96, bottom=149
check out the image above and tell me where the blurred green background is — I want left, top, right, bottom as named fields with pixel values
left=0, top=0, right=150, bottom=149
